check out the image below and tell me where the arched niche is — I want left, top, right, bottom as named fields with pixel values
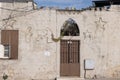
left=60, top=18, right=80, bottom=36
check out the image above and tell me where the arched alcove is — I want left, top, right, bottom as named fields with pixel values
left=60, top=18, right=80, bottom=36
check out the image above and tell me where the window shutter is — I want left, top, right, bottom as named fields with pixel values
left=1, top=30, right=19, bottom=59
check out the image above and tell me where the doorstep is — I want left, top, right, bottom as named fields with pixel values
left=56, top=77, right=84, bottom=80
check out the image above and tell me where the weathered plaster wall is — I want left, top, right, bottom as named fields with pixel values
left=0, top=3, right=120, bottom=80
left=0, top=9, right=58, bottom=80
left=1, top=2, right=33, bottom=15
left=80, top=8, right=120, bottom=78
left=56, top=6, right=120, bottom=79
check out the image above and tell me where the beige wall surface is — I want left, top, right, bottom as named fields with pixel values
left=0, top=2, right=120, bottom=80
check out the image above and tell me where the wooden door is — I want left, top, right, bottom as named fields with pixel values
left=60, top=40, right=80, bottom=76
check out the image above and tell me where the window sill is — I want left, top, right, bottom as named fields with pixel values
left=0, top=57, right=10, bottom=60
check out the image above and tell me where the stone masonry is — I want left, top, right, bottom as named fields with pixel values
left=0, top=1, right=120, bottom=80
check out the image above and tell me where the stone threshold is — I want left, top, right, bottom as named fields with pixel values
left=56, top=77, right=84, bottom=80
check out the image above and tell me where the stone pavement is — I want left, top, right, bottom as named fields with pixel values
left=56, top=77, right=120, bottom=80
left=32, top=78, right=120, bottom=80
left=85, top=78, right=120, bottom=80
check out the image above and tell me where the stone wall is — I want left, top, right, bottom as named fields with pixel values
left=0, top=8, right=58, bottom=80
left=55, top=6, right=120, bottom=79
left=0, top=3, right=120, bottom=80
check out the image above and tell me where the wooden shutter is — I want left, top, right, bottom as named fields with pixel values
left=1, top=30, right=19, bottom=59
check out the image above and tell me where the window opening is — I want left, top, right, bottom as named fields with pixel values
left=61, top=18, right=80, bottom=36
